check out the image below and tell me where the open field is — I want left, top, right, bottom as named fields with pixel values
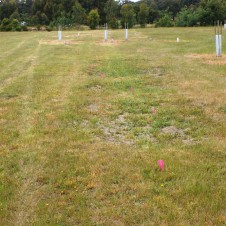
left=0, top=27, right=226, bottom=225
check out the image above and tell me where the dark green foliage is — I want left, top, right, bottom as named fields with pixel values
left=155, top=11, right=174, bottom=27
left=72, top=1, right=86, bottom=27
left=0, top=18, right=24, bottom=32
left=198, top=0, right=226, bottom=25
left=176, top=6, right=199, bottom=27
left=88, top=9, right=100, bottom=30
left=0, top=0, right=224, bottom=29
left=120, top=4, right=136, bottom=28
left=138, top=3, right=149, bottom=27
left=109, top=17, right=119, bottom=29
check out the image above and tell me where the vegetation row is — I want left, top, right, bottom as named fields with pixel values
left=0, top=0, right=226, bottom=31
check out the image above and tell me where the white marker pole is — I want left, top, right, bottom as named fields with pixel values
left=104, top=23, right=108, bottom=42
left=224, top=20, right=226, bottom=29
left=216, top=34, right=219, bottom=57
left=125, top=23, right=128, bottom=41
left=58, top=25, right=62, bottom=41
left=215, top=21, right=222, bottom=57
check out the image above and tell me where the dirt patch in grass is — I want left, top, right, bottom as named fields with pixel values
left=0, top=107, right=8, bottom=115
left=140, top=66, right=166, bottom=77
left=162, top=126, right=185, bottom=136
left=87, top=104, right=99, bottom=113
left=162, top=39, right=191, bottom=43
left=97, top=114, right=156, bottom=145
left=186, top=54, right=226, bottom=65
left=161, top=126, right=197, bottom=145
left=39, top=40, right=84, bottom=45
left=96, top=39, right=123, bottom=46
left=99, top=114, right=134, bottom=145
left=89, top=85, right=102, bottom=92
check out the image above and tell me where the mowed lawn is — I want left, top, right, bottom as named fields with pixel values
left=0, top=27, right=225, bottom=225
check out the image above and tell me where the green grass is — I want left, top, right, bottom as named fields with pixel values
left=0, top=27, right=225, bottom=225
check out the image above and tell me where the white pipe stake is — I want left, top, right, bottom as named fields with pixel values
left=125, top=29, right=128, bottom=40
left=104, top=24, right=108, bottom=41
left=58, top=30, right=62, bottom=41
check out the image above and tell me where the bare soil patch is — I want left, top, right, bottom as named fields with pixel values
left=186, top=54, right=226, bottom=65
left=96, top=39, right=123, bottom=46
left=39, top=40, right=84, bottom=45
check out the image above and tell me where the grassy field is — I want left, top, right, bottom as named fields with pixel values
left=0, top=27, right=225, bottom=225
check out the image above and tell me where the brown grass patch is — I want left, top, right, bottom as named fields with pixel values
left=162, top=39, right=191, bottom=43
left=96, top=39, right=123, bottom=46
left=186, top=54, right=226, bottom=65
left=39, top=40, right=84, bottom=45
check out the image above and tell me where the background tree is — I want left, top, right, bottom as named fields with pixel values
left=197, top=0, right=226, bottom=25
left=155, top=10, right=174, bottom=27
left=138, top=3, right=149, bottom=27
left=87, top=9, right=100, bottom=30
left=0, top=0, right=17, bottom=21
left=72, top=1, right=86, bottom=28
left=104, top=0, right=119, bottom=28
left=120, top=3, right=136, bottom=28
left=176, top=6, right=199, bottom=26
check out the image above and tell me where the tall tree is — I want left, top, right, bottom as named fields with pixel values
left=120, top=3, right=136, bottom=28
left=138, top=3, right=149, bottom=27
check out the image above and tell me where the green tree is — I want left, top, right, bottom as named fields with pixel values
left=138, top=3, right=149, bottom=27
left=156, top=0, right=183, bottom=18
left=198, top=0, right=226, bottom=25
left=88, top=9, right=100, bottom=30
left=72, top=1, right=86, bottom=28
left=176, top=6, right=199, bottom=26
left=0, top=1, right=17, bottom=20
left=155, top=11, right=174, bottom=27
left=104, top=0, right=119, bottom=28
left=120, top=4, right=136, bottom=28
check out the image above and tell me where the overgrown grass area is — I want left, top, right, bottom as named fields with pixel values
left=0, top=27, right=225, bottom=225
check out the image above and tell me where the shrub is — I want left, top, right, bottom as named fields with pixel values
left=155, top=12, right=174, bottom=27
left=45, top=26, right=52, bottom=32
left=176, top=7, right=199, bottom=27
left=109, top=17, right=119, bottom=29
left=0, top=18, right=24, bottom=32
left=138, top=3, right=149, bottom=28
left=120, top=4, right=136, bottom=28
left=88, top=9, right=100, bottom=30
left=15, top=26, right=22, bottom=31
left=21, top=25, right=28, bottom=31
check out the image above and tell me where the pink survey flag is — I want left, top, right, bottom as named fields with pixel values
left=151, top=107, right=157, bottom=114
left=157, top=160, right=165, bottom=171
left=130, top=86, right=133, bottom=92
left=100, top=73, right=104, bottom=78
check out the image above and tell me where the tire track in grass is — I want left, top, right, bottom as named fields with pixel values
left=0, top=39, right=26, bottom=60
left=13, top=43, right=84, bottom=225
left=0, top=36, right=39, bottom=92
left=12, top=41, right=44, bottom=226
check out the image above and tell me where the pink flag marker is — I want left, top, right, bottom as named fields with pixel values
left=151, top=107, right=157, bottom=114
left=157, top=160, right=165, bottom=171
left=130, top=86, right=133, bottom=92
left=100, top=73, right=104, bottom=78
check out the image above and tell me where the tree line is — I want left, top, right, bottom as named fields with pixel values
left=0, top=0, right=226, bottom=31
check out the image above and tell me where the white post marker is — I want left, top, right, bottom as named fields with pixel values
left=224, top=20, right=226, bottom=29
left=215, top=21, right=222, bottom=57
left=58, top=25, right=62, bottom=41
left=176, top=37, right=180, bottom=43
left=125, top=23, right=128, bottom=41
left=104, top=23, right=108, bottom=42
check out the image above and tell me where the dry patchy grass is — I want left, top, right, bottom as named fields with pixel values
left=0, top=27, right=225, bottom=225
